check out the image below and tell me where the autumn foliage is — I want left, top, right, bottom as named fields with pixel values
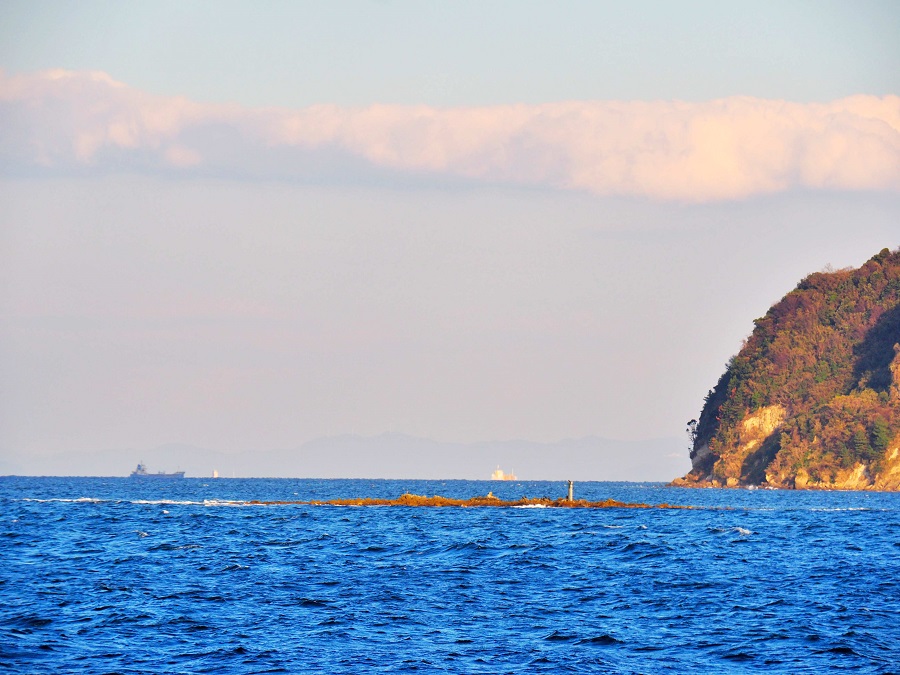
left=688, top=247, right=900, bottom=488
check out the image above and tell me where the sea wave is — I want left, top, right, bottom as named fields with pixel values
left=2, top=477, right=898, bottom=674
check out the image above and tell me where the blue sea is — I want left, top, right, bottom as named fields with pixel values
left=2, top=477, right=898, bottom=674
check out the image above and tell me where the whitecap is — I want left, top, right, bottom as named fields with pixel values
left=202, top=499, right=256, bottom=507
left=22, top=497, right=106, bottom=503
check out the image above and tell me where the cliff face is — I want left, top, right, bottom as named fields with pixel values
left=676, top=247, right=900, bottom=490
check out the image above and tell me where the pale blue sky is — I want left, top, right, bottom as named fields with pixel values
left=0, top=2, right=898, bottom=477
left=1, top=1, right=898, bottom=106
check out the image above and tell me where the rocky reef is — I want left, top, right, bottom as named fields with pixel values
left=243, top=493, right=690, bottom=509
left=675, top=248, right=900, bottom=490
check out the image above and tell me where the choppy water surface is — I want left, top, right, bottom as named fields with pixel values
left=2, top=477, right=898, bottom=674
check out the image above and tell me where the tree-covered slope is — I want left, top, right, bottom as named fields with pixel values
left=676, top=247, right=900, bottom=490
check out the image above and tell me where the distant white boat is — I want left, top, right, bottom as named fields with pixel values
left=491, top=466, right=517, bottom=481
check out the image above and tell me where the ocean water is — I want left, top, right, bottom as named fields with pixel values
left=2, top=477, right=898, bottom=674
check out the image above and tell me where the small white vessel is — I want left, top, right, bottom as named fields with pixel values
left=491, top=466, right=517, bottom=481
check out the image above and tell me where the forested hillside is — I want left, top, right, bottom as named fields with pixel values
left=677, top=247, right=900, bottom=490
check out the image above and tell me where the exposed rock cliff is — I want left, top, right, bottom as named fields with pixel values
left=675, top=247, right=900, bottom=490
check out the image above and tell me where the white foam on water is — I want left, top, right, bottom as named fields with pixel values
left=21, top=497, right=106, bottom=503
left=202, top=499, right=252, bottom=507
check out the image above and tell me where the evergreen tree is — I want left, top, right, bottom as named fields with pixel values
left=872, top=417, right=891, bottom=453
left=853, top=428, right=873, bottom=460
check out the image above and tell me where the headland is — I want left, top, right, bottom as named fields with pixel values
left=676, top=247, right=900, bottom=490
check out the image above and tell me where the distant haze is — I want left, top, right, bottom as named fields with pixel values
left=0, top=2, right=897, bottom=479
left=0, top=434, right=689, bottom=482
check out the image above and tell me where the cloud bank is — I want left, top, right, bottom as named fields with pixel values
left=1, top=69, right=898, bottom=201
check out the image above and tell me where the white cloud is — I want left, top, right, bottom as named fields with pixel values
left=163, top=144, right=203, bottom=168
left=1, top=69, right=898, bottom=201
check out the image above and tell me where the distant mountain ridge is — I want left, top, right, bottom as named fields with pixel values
left=676, top=247, right=900, bottom=490
left=2, top=433, right=688, bottom=481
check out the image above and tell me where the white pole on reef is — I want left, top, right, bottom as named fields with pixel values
left=567, top=480, right=574, bottom=502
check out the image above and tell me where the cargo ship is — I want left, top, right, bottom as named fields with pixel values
left=129, top=463, right=185, bottom=478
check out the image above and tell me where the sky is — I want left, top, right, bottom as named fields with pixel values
left=0, top=1, right=898, bottom=477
